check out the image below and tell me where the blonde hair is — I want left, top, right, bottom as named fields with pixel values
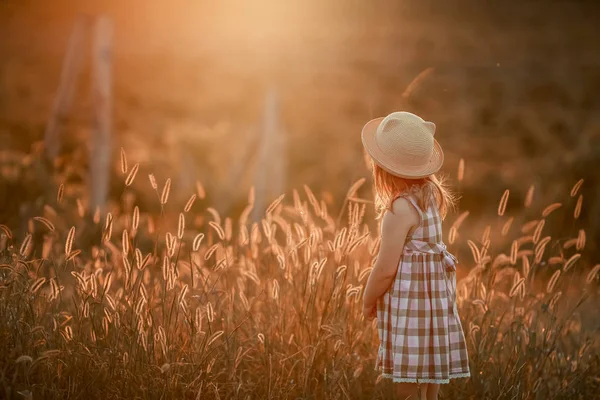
left=372, top=162, right=456, bottom=220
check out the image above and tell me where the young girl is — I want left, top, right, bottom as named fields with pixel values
left=361, top=111, right=470, bottom=399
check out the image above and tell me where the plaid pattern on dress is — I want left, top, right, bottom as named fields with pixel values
left=375, top=194, right=471, bottom=384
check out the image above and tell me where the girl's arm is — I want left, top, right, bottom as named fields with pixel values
left=363, top=197, right=419, bottom=312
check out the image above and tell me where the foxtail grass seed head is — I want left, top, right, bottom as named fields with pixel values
left=509, top=277, right=525, bottom=298
left=570, top=178, right=584, bottom=197
left=132, top=206, right=139, bottom=231
left=57, top=183, right=65, bottom=203
left=271, top=279, right=280, bottom=300
left=178, top=213, right=185, bottom=239
left=401, top=67, right=434, bottom=98
left=576, top=229, right=586, bottom=250
left=586, top=264, right=600, bottom=284
left=524, top=185, right=535, bottom=208
left=104, top=213, right=113, bottom=243
left=192, top=233, right=205, bottom=252
left=122, top=229, right=129, bottom=254
left=120, top=147, right=128, bottom=174
left=196, top=180, right=206, bottom=199
left=20, top=233, right=32, bottom=257
left=125, top=163, right=139, bottom=186
left=542, top=203, right=562, bottom=217
left=209, top=221, right=225, bottom=241
left=33, top=216, right=55, bottom=232
left=207, top=207, right=221, bottom=226
left=206, top=302, right=214, bottom=322
left=547, top=269, right=561, bottom=293
left=498, top=189, right=510, bottom=216
left=266, top=194, right=285, bottom=216
left=457, top=158, right=465, bottom=182
left=347, top=177, right=366, bottom=199
left=184, top=194, right=196, bottom=213
left=65, top=226, right=75, bottom=256
left=160, top=178, right=171, bottom=205
left=563, top=253, right=581, bottom=272
left=574, top=195, right=583, bottom=219
left=448, top=227, right=457, bottom=245
left=148, top=174, right=158, bottom=190
left=225, top=218, right=232, bottom=241
left=93, top=207, right=101, bottom=224
left=501, top=218, right=513, bottom=236
left=30, top=277, right=46, bottom=293
left=76, top=199, right=85, bottom=218
left=467, top=240, right=481, bottom=264
left=451, top=211, right=470, bottom=231
left=533, top=220, right=545, bottom=244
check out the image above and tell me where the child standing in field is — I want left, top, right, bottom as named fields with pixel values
left=361, top=112, right=470, bottom=399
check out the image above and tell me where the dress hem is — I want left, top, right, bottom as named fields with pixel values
left=380, top=372, right=471, bottom=384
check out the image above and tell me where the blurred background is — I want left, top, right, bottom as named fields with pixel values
left=1, top=0, right=599, bottom=252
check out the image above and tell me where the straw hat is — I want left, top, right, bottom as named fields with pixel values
left=361, top=111, right=444, bottom=179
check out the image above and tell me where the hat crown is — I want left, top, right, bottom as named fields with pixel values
left=375, top=112, right=436, bottom=167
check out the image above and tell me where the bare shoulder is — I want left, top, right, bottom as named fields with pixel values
left=382, top=197, right=419, bottom=229
left=391, top=197, right=419, bottom=222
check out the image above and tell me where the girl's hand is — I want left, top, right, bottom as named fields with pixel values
left=362, top=303, right=377, bottom=321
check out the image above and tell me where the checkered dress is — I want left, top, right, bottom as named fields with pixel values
left=375, top=194, right=471, bottom=384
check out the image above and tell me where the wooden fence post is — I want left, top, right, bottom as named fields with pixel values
left=43, top=16, right=87, bottom=161
left=90, top=16, right=113, bottom=214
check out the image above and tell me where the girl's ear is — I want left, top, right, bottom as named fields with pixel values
left=424, top=121, right=436, bottom=136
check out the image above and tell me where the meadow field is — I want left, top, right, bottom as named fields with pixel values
left=1, top=150, right=599, bottom=399
left=1, top=1, right=600, bottom=399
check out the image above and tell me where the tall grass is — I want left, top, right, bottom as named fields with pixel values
left=0, top=157, right=598, bottom=399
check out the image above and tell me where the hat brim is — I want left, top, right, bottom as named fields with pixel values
left=361, top=117, right=444, bottom=179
